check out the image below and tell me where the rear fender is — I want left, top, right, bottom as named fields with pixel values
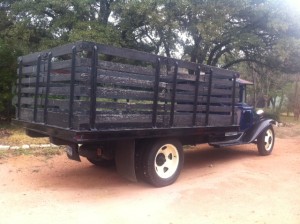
left=242, top=119, right=275, bottom=143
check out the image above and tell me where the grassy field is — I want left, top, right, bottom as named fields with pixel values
left=0, top=123, right=51, bottom=146
left=0, top=122, right=63, bottom=159
left=0, top=147, right=63, bottom=159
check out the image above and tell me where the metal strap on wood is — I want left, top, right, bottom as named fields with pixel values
left=17, top=59, right=23, bottom=120
left=68, top=46, right=76, bottom=129
left=152, top=58, right=161, bottom=128
left=193, top=66, right=201, bottom=126
left=89, top=46, right=98, bottom=130
left=33, top=55, right=41, bottom=122
left=205, top=69, right=213, bottom=126
left=231, top=74, right=237, bottom=125
left=169, top=62, right=178, bottom=127
left=44, top=52, right=52, bottom=124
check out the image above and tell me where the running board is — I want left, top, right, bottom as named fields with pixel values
left=209, top=139, right=247, bottom=148
left=209, top=133, right=246, bottom=148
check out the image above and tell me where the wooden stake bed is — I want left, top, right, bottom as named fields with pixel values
left=14, top=41, right=240, bottom=141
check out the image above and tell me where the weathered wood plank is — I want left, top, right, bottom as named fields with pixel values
left=167, top=83, right=236, bottom=96
left=166, top=92, right=237, bottom=104
left=21, top=86, right=88, bottom=96
left=204, top=66, right=236, bottom=78
left=97, top=70, right=156, bottom=88
left=22, top=64, right=39, bottom=75
left=97, top=44, right=158, bottom=63
left=96, top=87, right=155, bottom=101
left=95, top=102, right=165, bottom=112
left=74, top=113, right=235, bottom=127
left=175, top=104, right=232, bottom=113
left=19, top=42, right=86, bottom=65
left=204, top=78, right=234, bottom=86
left=98, top=60, right=154, bottom=76
left=20, top=97, right=34, bottom=105
left=204, top=72, right=236, bottom=79
left=19, top=108, right=44, bottom=123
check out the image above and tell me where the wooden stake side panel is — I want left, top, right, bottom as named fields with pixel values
left=17, top=41, right=239, bottom=131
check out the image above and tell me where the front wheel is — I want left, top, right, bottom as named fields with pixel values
left=257, top=125, right=275, bottom=156
left=142, top=139, right=184, bottom=187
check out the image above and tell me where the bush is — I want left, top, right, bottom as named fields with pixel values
left=0, top=40, right=20, bottom=121
left=264, top=110, right=280, bottom=122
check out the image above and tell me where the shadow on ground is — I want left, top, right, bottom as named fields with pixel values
left=22, top=144, right=259, bottom=190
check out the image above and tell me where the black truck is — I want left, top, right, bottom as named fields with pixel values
left=13, top=41, right=275, bottom=187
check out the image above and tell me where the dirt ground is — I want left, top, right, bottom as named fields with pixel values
left=0, top=126, right=300, bottom=224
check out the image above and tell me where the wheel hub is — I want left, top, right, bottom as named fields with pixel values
left=154, top=144, right=179, bottom=179
left=156, top=153, right=166, bottom=166
left=264, top=129, right=273, bottom=151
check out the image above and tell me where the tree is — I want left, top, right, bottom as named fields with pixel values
left=1, top=0, right=300, bottom=121
left=0, top=40, right=20, bottom=121
left=4, top=0, right=120, bottom=51
left=113, top=0, right=184, bottom=56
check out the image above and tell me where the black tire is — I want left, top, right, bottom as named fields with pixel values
left=142, top=139, right=184, bottom=187
left=87, top=157, right=115, bottom=167
left=257, top=125, right=275, bottom=156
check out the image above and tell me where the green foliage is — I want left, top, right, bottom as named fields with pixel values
left=263, top=109, right=281, bottom=122
left=1, top=0, right=300, bottom=120
left=69, top=22, right=121, bottom=46
left=0, top=40, right=20, bottom=120
left=113, top=0, right=182, bottom=56
left=2, top=0, right=300, bottom=70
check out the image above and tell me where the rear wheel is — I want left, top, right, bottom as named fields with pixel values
left=142, top=139, right=183, bottom=187
left=257, top=125, right=275, bottom=156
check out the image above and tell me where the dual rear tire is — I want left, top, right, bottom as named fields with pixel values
left=86, top=139, right=184, bottom=187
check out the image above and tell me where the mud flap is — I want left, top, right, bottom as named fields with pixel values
left=50, top=137, right=81, bottom=162
left=115, top=140, right=137, bottom=182
left=66, top=144, right=81, bottom=162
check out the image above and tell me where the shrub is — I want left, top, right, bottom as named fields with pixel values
left=0, top=40, right=20, bottom=121
left=263, top=109, right=280, bottom=122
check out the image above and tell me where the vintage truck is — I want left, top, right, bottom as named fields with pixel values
left=13, top=41, right=275, bottom=187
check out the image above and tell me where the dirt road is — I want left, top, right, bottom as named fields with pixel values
left=0, top=129, right=300, bottom=224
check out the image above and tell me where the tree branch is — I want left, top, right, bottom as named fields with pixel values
left=222, top=58, right=267, bottom=69
left=207, top=39, right=231, bottom=65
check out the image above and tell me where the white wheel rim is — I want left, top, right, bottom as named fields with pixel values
left=264, top=129, right=274, bottom=151
left=154, top=144, right=179, bottom=179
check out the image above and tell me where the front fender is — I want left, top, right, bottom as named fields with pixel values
left=241, top=119, right=276, bottom=143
